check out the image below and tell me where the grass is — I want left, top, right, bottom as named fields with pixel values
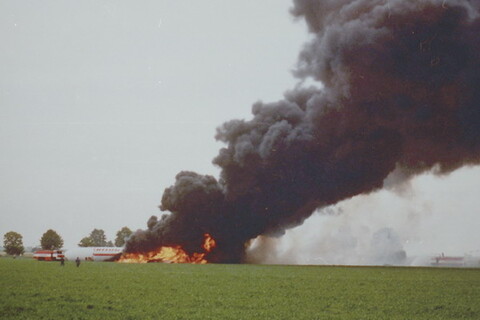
left=0, top=257, right=479, bottom=319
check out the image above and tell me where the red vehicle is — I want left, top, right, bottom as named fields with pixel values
left=431, top=254, right=465, bottom=267
left=33, top=250, right=65, bottom=261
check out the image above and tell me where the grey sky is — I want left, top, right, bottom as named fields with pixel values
left=0, top=1, right=308, bottom=247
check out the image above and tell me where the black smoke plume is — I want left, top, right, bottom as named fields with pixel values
left=126, top=0, right=480, bottom=263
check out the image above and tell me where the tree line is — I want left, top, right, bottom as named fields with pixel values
left=2, top=227, right=133, bottom=256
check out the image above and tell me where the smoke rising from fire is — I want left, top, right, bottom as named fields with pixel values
left=126, top=0, right=480, bottom=263
left=246, top=166, right=480, bottom=265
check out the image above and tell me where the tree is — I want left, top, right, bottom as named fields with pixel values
left=78, top=236, right=94, bottom=247
left=78, top=229, right=108, bottom=247
left=90, top=229, right=107, bottom=246
left=3, top=231, right=25, bottom=256
left=114, top=227, right=132, bottom=247
left=40, top=229, right=64, bottom=250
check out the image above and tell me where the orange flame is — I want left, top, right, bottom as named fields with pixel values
left=203, top=233, right=216, bottom=251
left=118, top=233, right=216, bottom=264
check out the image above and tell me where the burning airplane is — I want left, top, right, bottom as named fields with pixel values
left=124, top=0, right=480, bottom=263
left=118, top=234, right=216, bottom=264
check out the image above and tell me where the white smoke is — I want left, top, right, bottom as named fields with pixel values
left=246, top=166, right=480, bottom=266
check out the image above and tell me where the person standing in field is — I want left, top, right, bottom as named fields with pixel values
left=75, top=257, right=80, bottom=267
left=60, top=257, right=65, bottom=266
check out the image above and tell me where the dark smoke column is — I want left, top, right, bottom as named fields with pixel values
left=126, top=0, right=480, bottom=263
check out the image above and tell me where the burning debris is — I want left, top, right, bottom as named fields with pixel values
left=118, top=234, right=216, bottom=264
left=126, top=0, right=480, bottom=263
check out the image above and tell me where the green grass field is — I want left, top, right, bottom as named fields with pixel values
left=0, top=258, right=479, bottom=319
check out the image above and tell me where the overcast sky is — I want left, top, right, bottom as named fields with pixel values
left=1, top=1, right=479, bottom=258
left=0, top=0, right=309, bottom=247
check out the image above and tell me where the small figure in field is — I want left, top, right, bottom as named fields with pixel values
left=75, top=257, right=81, bottom=267
left=60, top=257, right=65, bottom=266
